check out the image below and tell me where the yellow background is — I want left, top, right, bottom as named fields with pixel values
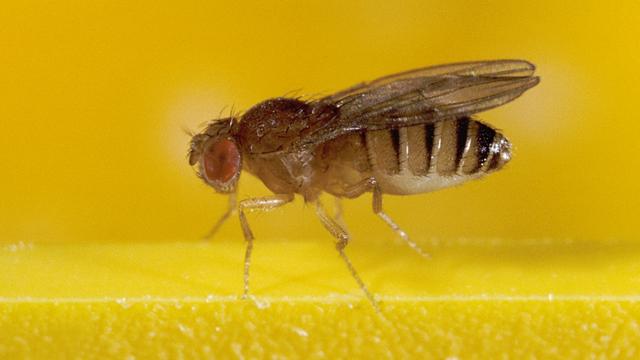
left=3, top=1, right=640, bottom=357
left=1, top=0, right=638, bottom=245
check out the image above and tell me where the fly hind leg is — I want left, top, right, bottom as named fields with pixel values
left=333, top=197, right=348, bottom=231
left=372, top=185, right=431, bottom=259
left=342, top=178, right=430, bottom=259
left=237, top=193, right=294, bottom=298
left=315, top=200, right=379, bottom=311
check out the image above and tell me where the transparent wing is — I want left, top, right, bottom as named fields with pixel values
left=297, top=60, right=539, bottom=148
left=324, top=59, right=537, bottom=104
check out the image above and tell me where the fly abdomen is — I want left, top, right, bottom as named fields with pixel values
left=430, top=117, right=512, bottom=177
left=464, top=119, right=512, bottom=174
left=362, top=117, right=512, bottom=195
left=474, top=121, right=498, bottom=173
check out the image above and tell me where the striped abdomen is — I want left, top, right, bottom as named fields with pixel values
left=360, top=117, right=512, bottom=195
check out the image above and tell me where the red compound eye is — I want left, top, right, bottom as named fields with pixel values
left=202, top=139, right=241, bottom=184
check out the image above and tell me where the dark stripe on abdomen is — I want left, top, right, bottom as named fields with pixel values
left=476, top=122, right=496, bottom=171
left=424, top=123, right=434, bottom=173
left=390, top=128, right=401, bottom=170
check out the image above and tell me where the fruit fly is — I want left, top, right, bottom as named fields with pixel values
left=188, top=60, right=539, bottom=309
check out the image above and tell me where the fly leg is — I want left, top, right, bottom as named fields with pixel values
left=343, top=178, right=430, bottom=258
left=333, top=197, right=348, bottom=231
left=372, top=185, right=430, bottom=258
left=238, top=193, right=294, bottom=298
left=202, top=193, right=237, bottom=240
left=315, top=200, right=379, bottom=312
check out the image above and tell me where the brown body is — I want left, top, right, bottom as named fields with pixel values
left=187, top=60, right=539, bottom=309
left=237, top=98, right=509, bottom=201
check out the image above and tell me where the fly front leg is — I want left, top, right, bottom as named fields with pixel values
left=238, top=193, right=294, bottom=298
left=315, top=200, right=379, bottom=311
left=202, top=193, right=237, bottom=240
left=372, top=186, right=430, bottom=259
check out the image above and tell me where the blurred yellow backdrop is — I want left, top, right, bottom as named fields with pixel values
left=1, top=0, right=639, bottom=245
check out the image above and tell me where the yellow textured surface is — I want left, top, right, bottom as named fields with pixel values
left=2, top=0, right=640, bottom=357
left=3, top=240, right=640, bottom=357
